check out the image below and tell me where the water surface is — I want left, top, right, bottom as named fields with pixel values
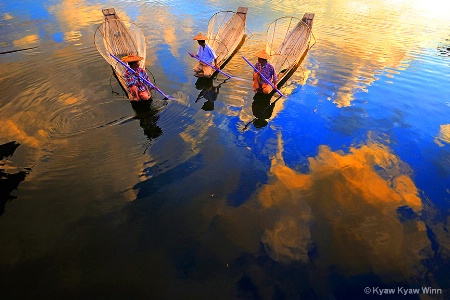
left=0, top=0, right=449, bottom=298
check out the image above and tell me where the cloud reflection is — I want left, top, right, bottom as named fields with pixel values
left=48, top=0, right=104, bottom=40
left=310, top=0, right=450, bottom=108
left=257, top=133, right=431, bottom=279
left=435, top=124, right=450, bottom=146
left=0, top=120, right=46, bottom=148
left=13, top=34, right=39, bottom=47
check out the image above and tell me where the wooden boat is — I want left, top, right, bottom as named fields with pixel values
left=205, top=6, right=248, bottom=71
left=94, top=8, right=147, bottom=99
left=266, top=13, right=315, bottom=89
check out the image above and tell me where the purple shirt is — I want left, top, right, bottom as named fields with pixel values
left=124, top=67, right=149, bottom=92
left=254, top=62, right=277, bottom=82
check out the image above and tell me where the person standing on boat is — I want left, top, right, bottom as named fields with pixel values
left=252, top=50, right=277, bottom=94
left=190, top=33, right=219, bottom=78
left=122, top=54, right=151, bottom=101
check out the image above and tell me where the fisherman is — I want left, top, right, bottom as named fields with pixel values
left=252, top=50, right=278, bottom=94
left=122, top=54, right=151, bottom=101
left=190, top=33, right=219, bottom=78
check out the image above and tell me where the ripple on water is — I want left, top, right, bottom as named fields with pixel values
left=45, top=100, right=134, bottom=138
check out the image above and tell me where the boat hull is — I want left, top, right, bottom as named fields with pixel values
left=94, top=8, right=147, bottom=99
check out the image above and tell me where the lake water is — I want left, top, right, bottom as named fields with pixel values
left=1, top=0, right=449, bottom=298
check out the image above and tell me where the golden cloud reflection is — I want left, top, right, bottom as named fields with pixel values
left=13, top=34, right=39, bottom=47
left=256, top=133, right=430, bottom=278
left=0, top=120, right=44, bottom=148
left=435, top=124, right=450, bottom=146
left=48, top=0, right=104, bottom=40
left=309, top=0, right=449, bottom=107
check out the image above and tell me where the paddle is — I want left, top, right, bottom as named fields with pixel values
left=110, top=53, right=172, bottom=100
left=242, top=56, right=285, bottom=97
left=188, top=52, right=247, bottom=81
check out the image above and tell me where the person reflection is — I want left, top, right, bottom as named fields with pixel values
left=194, top=77, right=228, bottom=111
left=0, top=141, right=32, bottom=217
left=130, top=101, right=163, bottom=143
left=251, top=93, right=281, bottom=128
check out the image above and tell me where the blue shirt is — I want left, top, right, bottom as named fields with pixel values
left=197, top=44, right=218, bottom=64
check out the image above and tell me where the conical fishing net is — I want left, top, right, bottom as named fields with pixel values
left=94, top=18, right=146, bottom=78
left=266, top=17, right=311, bottom=79
left=207, top=10, right=246, bottom=66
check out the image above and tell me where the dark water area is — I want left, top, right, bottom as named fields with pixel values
left=1, top=0, right=450, bottom=299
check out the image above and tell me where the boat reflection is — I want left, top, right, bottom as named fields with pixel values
left=194, top=77, right=229, bottom=111
left=129, top=101, right=163, bottom=144
left=0, top=141, right=32, bottom=217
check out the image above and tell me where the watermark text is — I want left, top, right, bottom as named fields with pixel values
left=364, top=286, right=443, bottom=296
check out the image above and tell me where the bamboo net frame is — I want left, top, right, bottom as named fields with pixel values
left=266, top=16, right=312, bottom=82
left=94, top=18, right=146, bottom=80
left=207, top=10, right=247, bottom=67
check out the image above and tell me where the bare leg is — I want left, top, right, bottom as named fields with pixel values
left=253, top=73, right=261, bottom=92
left=202, top=65, right=214, bottom=77
left=193, top=63, right=204, bottom=76
left=129, top=86, right=140, bottom=101
left=139, top=90, right=150, bottom=100
left=261, top=84, right=273, bottom=94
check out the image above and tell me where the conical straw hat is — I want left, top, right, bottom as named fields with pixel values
left=193, top=33, right=208, bottom=40
left=121, top=54, right=144, bottom=62
left=255, top=49, right=270, bottom=60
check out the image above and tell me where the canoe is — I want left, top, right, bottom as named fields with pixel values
left=94, top=8, right=147, bottom=99
left=206, top=6, right=248, bottom=70
left=266, top=13, right=315, bottom=89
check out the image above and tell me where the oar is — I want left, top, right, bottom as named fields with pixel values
left=188, top=52, right=247, bottom=81
left=110, top=53, right=172, bottom=100
left=242, top=56, right=285, bottom=97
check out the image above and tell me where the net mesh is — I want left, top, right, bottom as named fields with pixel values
left=94, top=19, right=146, bottom=78
left=207, top=11, right=246, bottom=66
left=266, top=17, right=311, bottom=80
